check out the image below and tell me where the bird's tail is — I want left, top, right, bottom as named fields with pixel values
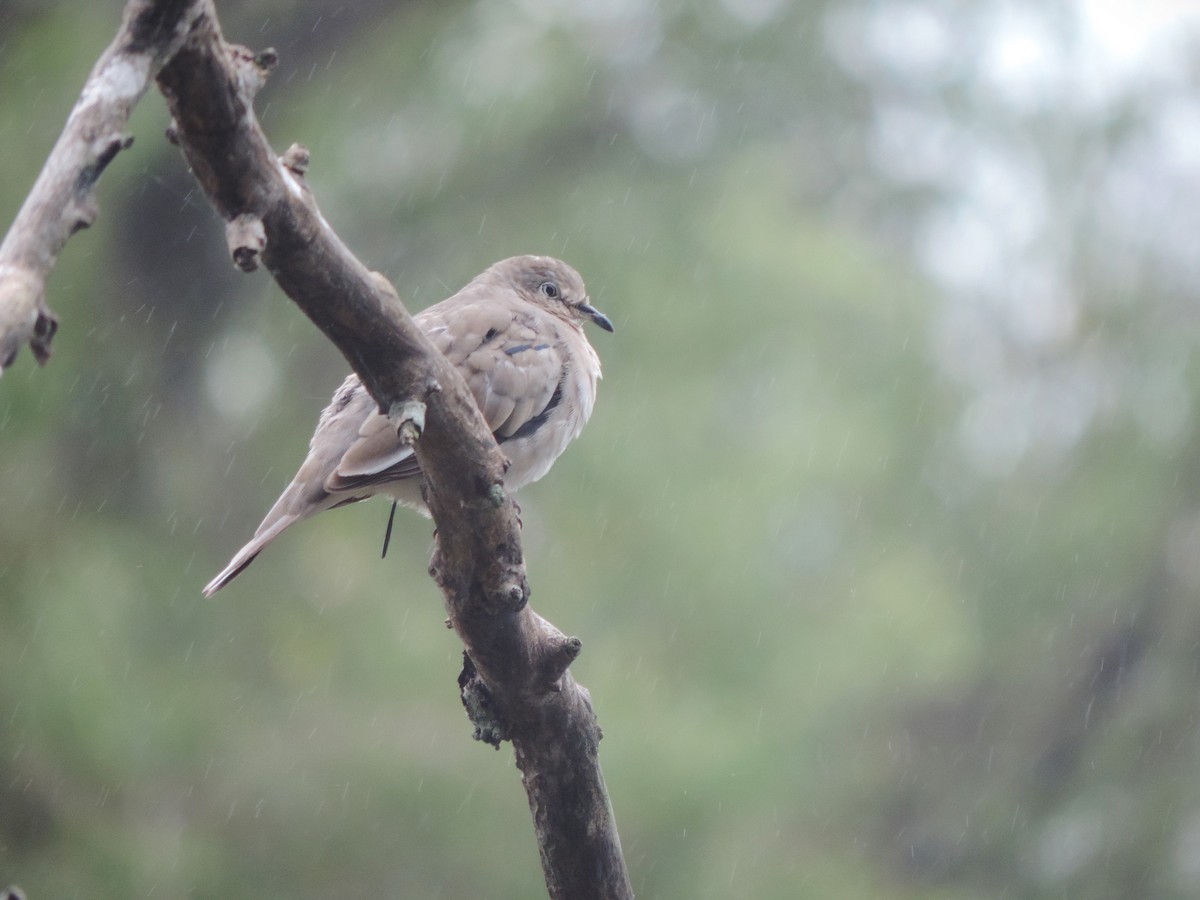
left=202, top=513, right=301, bottom=597
left=203, top=473, right=338, bottom=597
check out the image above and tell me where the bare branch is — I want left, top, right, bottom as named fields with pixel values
left=0, top=0, right=204, bottom=373
left=1, top=1, right=632, bottom=895
left=155, top=5, right=633, bottom=898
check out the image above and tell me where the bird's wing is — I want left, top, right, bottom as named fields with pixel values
left=325, top=297, right=567, bottom=493
left=327, top=410, right=422, bottom=489
left=425, top=297, right=567, bottom=440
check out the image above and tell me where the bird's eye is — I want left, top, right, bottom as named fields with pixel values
left=539, top=281, right=560, bottom=299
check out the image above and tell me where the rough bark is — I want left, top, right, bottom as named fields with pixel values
left=0, top=2, right=632, bottom=897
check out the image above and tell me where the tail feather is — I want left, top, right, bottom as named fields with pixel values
left=202, top=513, right=301, bottom=597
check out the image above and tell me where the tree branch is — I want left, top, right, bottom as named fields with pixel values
left=0, top=0, right=203, bottom=372
left=0, top=1, right=632, bottom=896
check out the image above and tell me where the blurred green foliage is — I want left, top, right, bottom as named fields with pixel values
left=4, top=0, right=1200, bottom=897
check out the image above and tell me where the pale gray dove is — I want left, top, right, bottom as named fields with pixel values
left=203, top=255, right=612, bottom=596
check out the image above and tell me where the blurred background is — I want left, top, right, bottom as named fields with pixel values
left=2, top=0, right=1200, bottom=896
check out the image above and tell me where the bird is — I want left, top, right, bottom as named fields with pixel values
left=202, top=255, right=613, bottom=596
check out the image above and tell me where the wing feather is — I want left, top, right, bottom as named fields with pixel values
left=323, top=298, right=567, bottom=492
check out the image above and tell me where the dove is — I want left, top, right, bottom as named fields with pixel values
left=203, top=255, right=612, bottom=596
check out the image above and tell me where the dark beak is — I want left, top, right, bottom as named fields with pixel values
left=580, top=303, right=614, bottom=333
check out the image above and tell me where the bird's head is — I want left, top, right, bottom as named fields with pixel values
left=498, top=255, right=614, bottom=333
